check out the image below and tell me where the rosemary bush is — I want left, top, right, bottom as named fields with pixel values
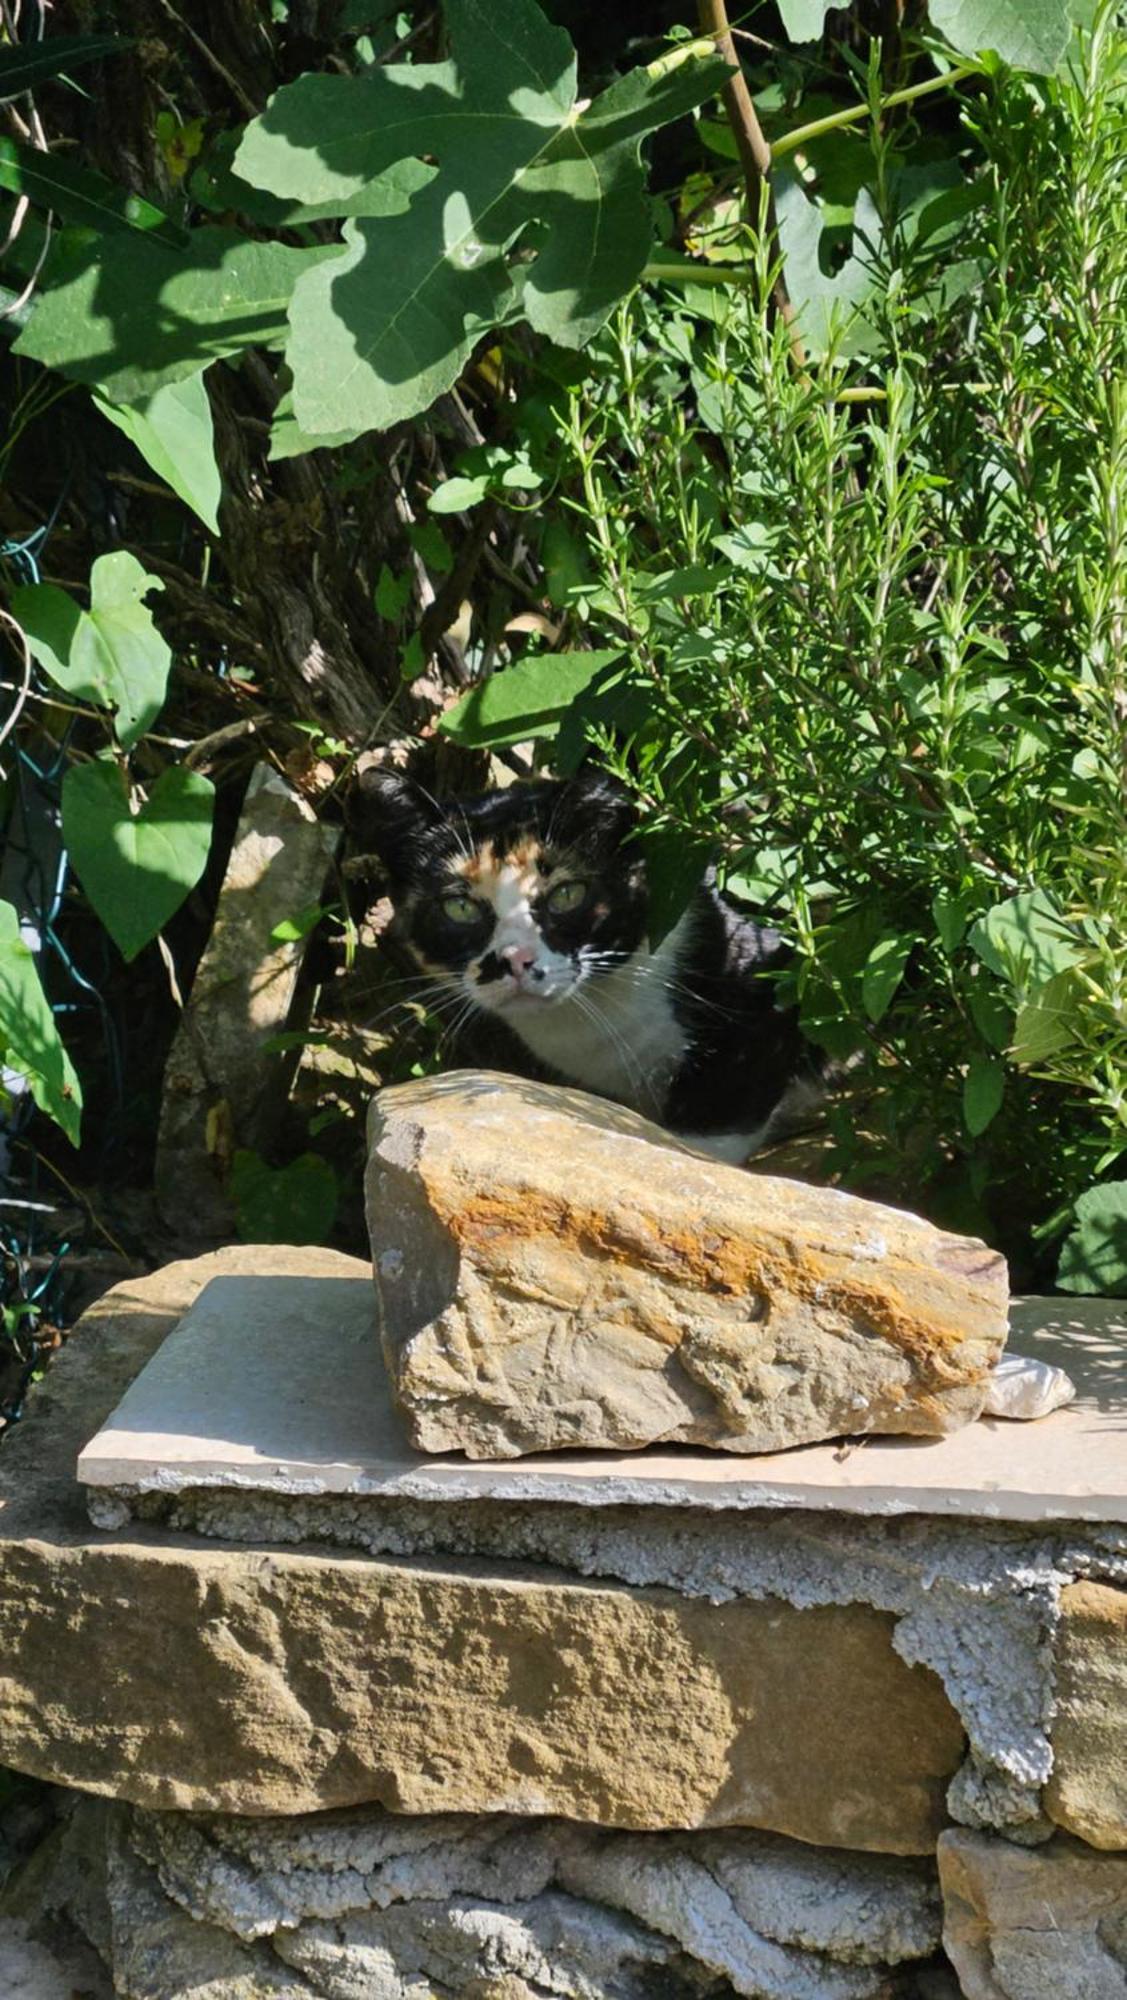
left=486, top=15, right=1127, bottom=1282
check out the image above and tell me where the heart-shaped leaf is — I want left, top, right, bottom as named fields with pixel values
left=61, top=759, right=215, bottom=962
left=0, top=899, right=82, bottom=1145
left=14, top=551, right=171, bottom=749
left=777, top=1, right=833, bottom=40
left=95, top=372, right=222, bottom=534
left=776, top=176, right=882, bottom=360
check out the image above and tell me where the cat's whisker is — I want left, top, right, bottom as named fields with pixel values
left=357, top=974, right=472, bottom=1038
left=568, top=985, right=658, bottom=1115
left=433, top=994, right=481, bottom=1063
left=349, top=972, right=461, bottom=1006
left=583, top=957, right=747, bottom=1022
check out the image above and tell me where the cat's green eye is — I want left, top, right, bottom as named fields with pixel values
left=545, top=878, right=588, bottom=915
left=440, top=890, right=484, bottom=925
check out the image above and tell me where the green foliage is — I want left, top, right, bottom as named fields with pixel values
left=0, top=34, right=131, bottom=100
left=440, top=648, right=625, bottom=748
left=1057, top=1182, right=1127, bottom=1296
left=14, top=231, right=335, bottom=401
left=927, top=0, right=1075, bottom=70
left=777, top=2, right=834, bottom=42
left=14, top=552, right=172, bottom=748
left=467, top=7, right=1127, bottom=1278
left=94, top=375, right=222, bottom=533
left=233, top=0, right=725, bottom=440
left=0, top=900, right=82, bottom=1146
left=0, top=138, right=187, bottom=248
left=60, top=761, right=215, bottom=964
left=775, top=176, right=882, bottom=359
left=230, top=1149, right=339, bottom=1245
left=0, top=0, right=1121, bottom=1290
left=773, top=0, right=1076, bottom=66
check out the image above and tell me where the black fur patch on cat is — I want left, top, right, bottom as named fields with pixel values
left=353, top=767, right=820, bottom=1159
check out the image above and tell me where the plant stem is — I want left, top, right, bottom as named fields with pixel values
left=642, top=261, right=755, bottom=285
left=695, top=0, right=806, bottom=368
left=771, top=60, right=981, bottom=158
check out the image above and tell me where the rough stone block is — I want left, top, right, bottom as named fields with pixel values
left=45, top=1799, right=944, bottom=2000
left=0, top=1250, right=962, bottom=1850
left=366, top=1072, right=1009, bottom=1459
left=1046, top=1579, right=1127, bottom=1849
left=938, top=1828, right=1127, bottom=2000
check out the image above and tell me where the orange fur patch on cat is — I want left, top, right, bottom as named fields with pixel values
left=452, top=837, right=544, bottom=897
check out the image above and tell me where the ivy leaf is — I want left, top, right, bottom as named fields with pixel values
left=14, top=552, right=171, bottom=749
left=61, top=760, right=215, bottom=962
left=1057, top=1181, right=1127, bottom=1297
left=235, top=0, right=726, bottom=439
left=928, top=0, right=1074, bottom=72
left=962, top=1051, right=1005, bottom=1136
left=0, top=900, right=82, bottom=1146
left=14, top=227, right=337, bottom=402
left=439, top=649, right=625, bottom=749
left=861, top=931, right=913, bottom=1022
left=94, top=372, right=222, bottom=533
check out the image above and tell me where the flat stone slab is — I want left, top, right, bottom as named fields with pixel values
left=77, top=1272, right=1127, bottom=1523
left=0, top=1249, right=967, bottom=1839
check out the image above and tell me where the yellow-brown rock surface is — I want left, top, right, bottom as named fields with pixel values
left=366, top=1073, right=1009, bottom=1459
left=1046, top=1579, right=1127, bottom=1849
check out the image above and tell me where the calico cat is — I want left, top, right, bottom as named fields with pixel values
left=354, top=765, right=822, bottom=1163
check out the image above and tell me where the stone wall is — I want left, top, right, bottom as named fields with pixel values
left=1, top=1249, right=1124, bottom=1998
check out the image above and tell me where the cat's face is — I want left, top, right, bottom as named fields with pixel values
left=353, top=770, right=648, bottom=1020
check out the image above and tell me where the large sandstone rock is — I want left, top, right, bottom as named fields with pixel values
left=0, top=1249, right=963, bottom=1849
left=1046, top=1579, right=1127, bottom=1849
left=938, top=1828, right=1127, bottom=2000
left=40, top=1798, right=943, bottom=2000
left=365, top=1072, right=1009, bottom=1459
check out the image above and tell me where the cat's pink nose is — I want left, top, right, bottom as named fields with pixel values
left=501, top=943, right=540, bottom=978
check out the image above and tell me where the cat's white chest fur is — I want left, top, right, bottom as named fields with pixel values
left=503, top=917, right=691, bottom=1120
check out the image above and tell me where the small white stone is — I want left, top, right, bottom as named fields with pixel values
left=983, top=1353, right=1076, bottom=1421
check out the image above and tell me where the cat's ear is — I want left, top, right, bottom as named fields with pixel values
left=348, top=768, right=439, bottom=881
left=565, top=765, right=636, bottom=846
